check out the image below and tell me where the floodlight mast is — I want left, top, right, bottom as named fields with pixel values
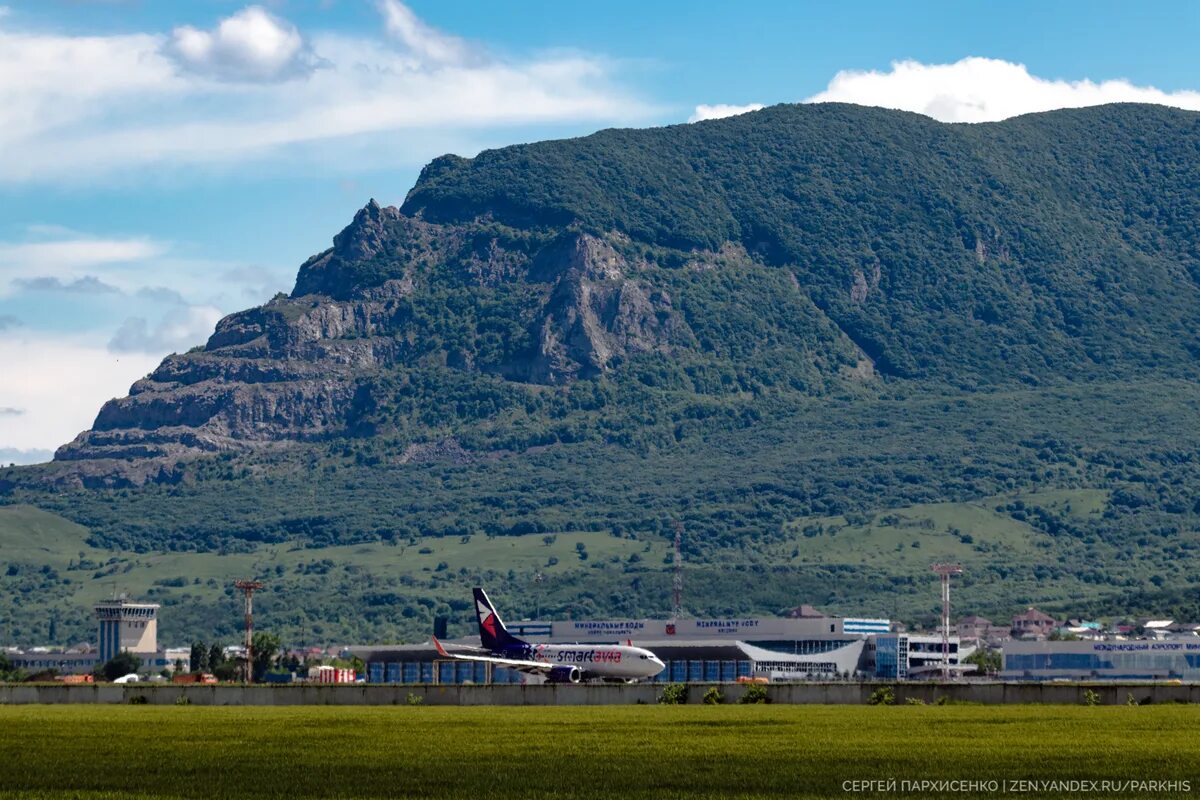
left=233, top=580, right=264, bottom=683
left=930, top=563, right=963, bottom=680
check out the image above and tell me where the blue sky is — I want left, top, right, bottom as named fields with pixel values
left=2, top=0, right=1200, bottom=462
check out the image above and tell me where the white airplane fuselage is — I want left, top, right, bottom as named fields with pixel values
left=446, top=588, right=666, bottom=683
left=512, top=643, right=664, bottom=680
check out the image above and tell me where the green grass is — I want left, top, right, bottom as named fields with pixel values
left=0, top=505, right=102, bottom=566
left=778, top=488, right=1111, bottom=569
left=1, top=705, right=1198, bottom=799
left=0, top=503, right=666, bottom=599
left=783, top=500, right=1040, bottom=565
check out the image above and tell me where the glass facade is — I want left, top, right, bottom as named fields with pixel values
left=875, top=635, right=909, bottom=680
left=362, top=659, right=756, bottom=684
left=1005, top=647, right=1200, bottom=679
left=656, top=660, right=751, bottom=683
left=754, top=640, right=846, bottom=656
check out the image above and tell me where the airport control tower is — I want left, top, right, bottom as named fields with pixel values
left=94, top=594, right=160, bottom=663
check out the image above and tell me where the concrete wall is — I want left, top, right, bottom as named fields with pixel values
left=1, top=682, right=1197, bottom=706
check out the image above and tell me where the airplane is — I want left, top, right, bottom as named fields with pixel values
left=431, top=588, right=665, bottom=684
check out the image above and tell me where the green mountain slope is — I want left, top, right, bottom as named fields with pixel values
left=4, top=103, right=1200, bottom=644
left=404, top=102, right=1200, bottom=382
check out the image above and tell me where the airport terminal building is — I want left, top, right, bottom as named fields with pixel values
left=350, top=613, right=965, bottom=684
left=1002, top=639, right=1200, bottom=681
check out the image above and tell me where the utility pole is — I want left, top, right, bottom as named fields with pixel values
left=671, top=520, right=684, bottom=623
left=233, top=580, right=264, bottom=683
left=930, top=564, right=963, bottom=681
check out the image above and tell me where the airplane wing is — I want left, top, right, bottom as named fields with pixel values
left=432, top=636, right=555, bottom=675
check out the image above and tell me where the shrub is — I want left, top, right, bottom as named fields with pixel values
left=868, top=686, right=896, bottom=706
left=702, top=686, right=724, bottom=705
left=97, top=651, right=142, bottom=682
left=128, top=695, right=148, bottom=705
left=906, top=697, right=927, bottom=705
left=739, top=684, right=769, bottom=704
left=406, top=692, right=424, bottom=706
left=1084, top=689, right=1101, bottom=707
left=658, top=683, right=688, bottom=705
left=174, top=695, right=191, bottom=706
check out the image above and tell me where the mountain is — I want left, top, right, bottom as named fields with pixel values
left=42, top=102, right=1200, bottom=480
left=4, top=103, right=1200, bottom=644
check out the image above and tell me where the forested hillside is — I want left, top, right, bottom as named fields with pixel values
left=3, top=103, right=1200, bottom=644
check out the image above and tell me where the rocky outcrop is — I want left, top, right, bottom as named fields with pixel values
left=49, top=204, right=687, bottom=479
left=529, top=234, right=675, bottom=382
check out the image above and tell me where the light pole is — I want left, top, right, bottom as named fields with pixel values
left=930, top=563, right=963, bottom=681
left=233, top=580, right=263, bottom=683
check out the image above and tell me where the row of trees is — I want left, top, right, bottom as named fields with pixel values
left=189, top=633, right=283, bottom=682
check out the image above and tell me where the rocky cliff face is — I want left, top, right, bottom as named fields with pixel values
left=52, top=202, right=689, bottom=482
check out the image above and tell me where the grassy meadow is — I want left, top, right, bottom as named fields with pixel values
left=1, top=705, right=1198, bottom=799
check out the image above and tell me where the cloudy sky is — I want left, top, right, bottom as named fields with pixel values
left=3, top=0, right=1200, bottom=464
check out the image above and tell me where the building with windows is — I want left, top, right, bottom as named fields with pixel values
left=873, top=633, right=970, bottom=679
left=5, top=595, right=184, bottom=677
left=1011, top=608, right=1058, bottom=640
left=95, top=595, right=159, bottom=663
left=351, top=611, right=916, bottom=684
left=1002, top=639, right=1200, bottom=681
left=956, top=615, right=1010, bottom=647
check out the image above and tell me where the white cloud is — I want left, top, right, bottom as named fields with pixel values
left=165, top=5, right=319, bottom=82
left=806, top=57, right=1200, bottom=123
left=0, top=4, right=652, bottom=182
left=136, top=286, right=188, bottom=305
left=378, top=0, right=470, bottom=65
left=0, top=236, right=166, bottom=296
left=0, top=229, right=285, bottom=309
left=108, top=304, right=223, bottom=354
left=0, top=334, right=161, bottom=452
left=689, top=103, right=765, bottom=123
left=14, top=275, right=121, bottom=294
left=0, top=447, right=53, bottom=467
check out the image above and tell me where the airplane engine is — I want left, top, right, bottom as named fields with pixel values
left=547, top=666, right=583, bottom=684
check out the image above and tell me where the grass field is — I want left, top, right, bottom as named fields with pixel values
left=777, top=489, right=1110, bottom=567
left=0, top=504, right=669, bottom=601
left=0, top=490, right=1109, bottom=602
left=0, top=486, right=1176, bottom=645
left=1, top=705, right=1198, bottom=799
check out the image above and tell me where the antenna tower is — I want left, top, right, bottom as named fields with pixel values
left=930, top=563, right=963, bottom=681
left=233, top=580, right=264, bottom=683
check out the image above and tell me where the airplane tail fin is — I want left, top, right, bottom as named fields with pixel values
left=474, top=587, right=525, bottom=651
